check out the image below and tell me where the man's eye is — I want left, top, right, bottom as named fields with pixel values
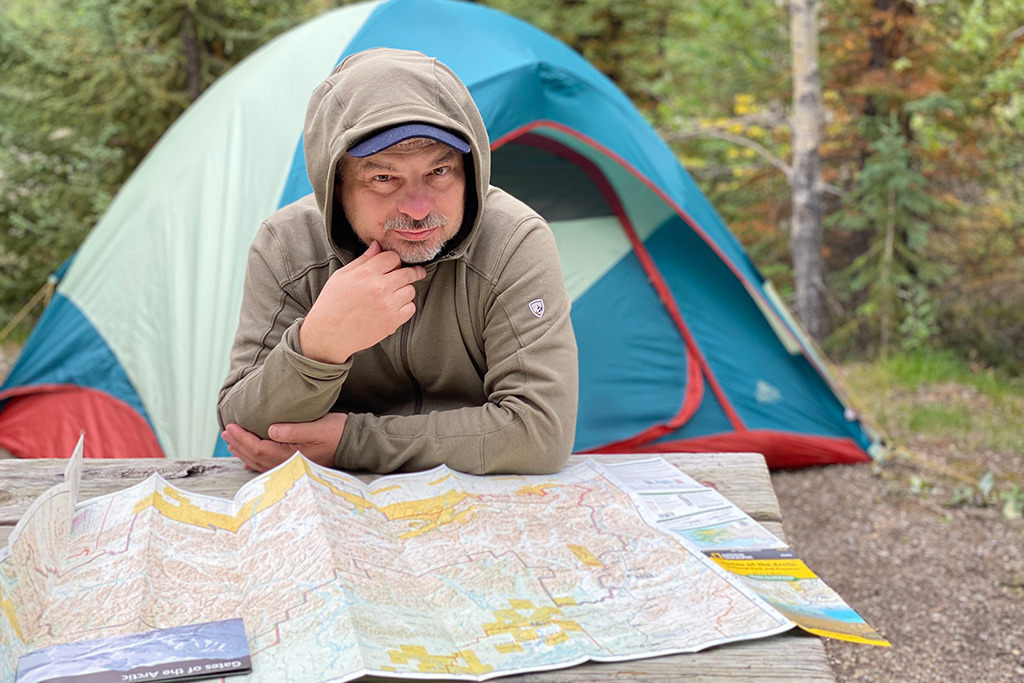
left=432, top=166, right=450, bottom=176
left=372, top=174, right=393, bottom=182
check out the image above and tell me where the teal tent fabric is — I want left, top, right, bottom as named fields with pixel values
left=0, top=0, right=881, bottom=467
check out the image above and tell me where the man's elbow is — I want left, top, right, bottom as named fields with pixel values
left=492, top=410, right=575, bottom=475
left=216, top=388, right=273, bottom=440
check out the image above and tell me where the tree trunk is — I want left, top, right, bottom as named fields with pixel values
left=852, top=0, right=916, bottom=260
left=880, top=187, right=896, bottom=358
left=788, top=0, right=827, bottom=343
left=181, top=7, right=202, bottom=102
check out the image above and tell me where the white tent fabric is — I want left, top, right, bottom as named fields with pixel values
left=60, top=3, right=382, bottom=460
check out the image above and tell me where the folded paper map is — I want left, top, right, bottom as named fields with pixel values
left=0, top=440, right=882, bottom=683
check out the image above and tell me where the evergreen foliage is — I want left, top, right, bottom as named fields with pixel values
left=827, top=115, right=950, bottom=355
left=0, top=0, right=330, bottom=330
left=493, top=0, right=1022, bottom=371
left=1, top=0, right=1021, bottom=370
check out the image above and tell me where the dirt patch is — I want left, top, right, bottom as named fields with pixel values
left=773, top=456, right=1024, bottom=682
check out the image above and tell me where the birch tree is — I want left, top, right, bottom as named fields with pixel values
left=788, top=0, right=826, bottom=342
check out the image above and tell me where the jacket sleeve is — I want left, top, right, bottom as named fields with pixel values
left=217, top=222, right=350, bottom=438
left=335, top=220, right=579, bottom=475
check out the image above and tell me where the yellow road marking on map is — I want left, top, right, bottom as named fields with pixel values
left=131, top=458, right=373, bottom=531
left=387, top=644, right=493, bottom=675
left=428, top=472, right=453, bottom=486
left=129, top=457, right=478, bottom=539
left=138, top=487, right=248, bottom=532
left=568, top=544, right=603, bottom=568
left=0, top=592, right=22, bottom=641
left=494, top=641, right=524, bottom=653
left=396, top=505, right=476, bottom=540
left=481, top=600, right=583, bottom=648
left=382, top=490, right=477, bottom=540
left=380, top=489, right=467, bottom=521
left=543, top=631, right=569, bottom=646
left=514, top=483, right=561, bottom=496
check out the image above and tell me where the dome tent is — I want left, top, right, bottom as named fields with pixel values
left=0, top=0, right=881, bottom=467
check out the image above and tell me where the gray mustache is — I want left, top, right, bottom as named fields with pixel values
left=383, top=212, right=448, bottom=232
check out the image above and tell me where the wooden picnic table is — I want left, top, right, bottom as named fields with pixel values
left=0, top=453, right=836, bottom=682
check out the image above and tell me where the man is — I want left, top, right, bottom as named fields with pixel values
left=217, top=48, right=578, bottom=475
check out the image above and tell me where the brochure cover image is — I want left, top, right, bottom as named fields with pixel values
left=15, top=618, right=252, bottom=683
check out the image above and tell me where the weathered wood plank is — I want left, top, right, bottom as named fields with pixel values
left=0, top=459, right=256, bottom=530
left=357, top=633, right=834, bottom=682
left=0, top=453, right=781, bottom=535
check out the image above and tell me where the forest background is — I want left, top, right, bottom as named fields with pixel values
left=2, top=0, right=1022, bottom=370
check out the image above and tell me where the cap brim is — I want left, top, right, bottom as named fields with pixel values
left=348, top=123, right=471, bottom=157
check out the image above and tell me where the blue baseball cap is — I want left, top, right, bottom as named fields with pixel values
left=347, top=123, right=471, bottom=158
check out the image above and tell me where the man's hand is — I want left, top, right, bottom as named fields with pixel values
left=221, top=413, right=348, bottom=472
left=299, top=240, right=426, bottom=364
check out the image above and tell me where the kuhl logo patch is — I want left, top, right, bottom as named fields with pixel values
left=529, top=299, right=545, bottom=318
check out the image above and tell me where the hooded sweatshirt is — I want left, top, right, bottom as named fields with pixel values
left=217, top=48, right=578, bottom=474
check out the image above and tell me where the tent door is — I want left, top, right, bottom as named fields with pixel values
left=492, top=131, right=710, bottom=452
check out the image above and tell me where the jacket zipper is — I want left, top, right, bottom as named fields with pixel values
left=400, top=304, right=424, bottom=414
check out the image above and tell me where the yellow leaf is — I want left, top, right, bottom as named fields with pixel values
left=734, top=93, right=757, bottom=115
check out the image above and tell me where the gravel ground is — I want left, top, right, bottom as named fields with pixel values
left=2, top=344, right=1022, bottom=681
left=773, top=456, right=1024, bottom=683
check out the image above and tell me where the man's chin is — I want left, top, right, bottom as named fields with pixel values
left=386, top=239, right=445, bottom=265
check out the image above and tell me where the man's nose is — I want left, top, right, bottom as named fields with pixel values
left=397, top=182, right=433, bottom=221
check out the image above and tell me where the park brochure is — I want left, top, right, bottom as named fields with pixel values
left=15, top=618, right=251, bottom=683
left=600, top=458, right=889, bottom=646
left=1, top=439, right=885, bottom=683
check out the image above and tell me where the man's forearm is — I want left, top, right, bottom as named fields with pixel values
left=334, top=338, right=578, bottom=476
left=218, top=323, right=351, bottom=438
left=336, top=403, right=574, bottom=475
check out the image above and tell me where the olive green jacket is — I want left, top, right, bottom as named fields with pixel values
left=217, top=48, right=578, bottom=474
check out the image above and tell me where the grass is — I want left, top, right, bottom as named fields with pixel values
left=834, top=350, right=1024, bottom=515
left=839, top=350, right=1024, bottom=455
left=906, top=403, right=973, bottom=435
left=847, top=349, right=1022, bottom=397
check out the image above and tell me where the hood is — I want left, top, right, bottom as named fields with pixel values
left=303, top=47, right=491, bottom=260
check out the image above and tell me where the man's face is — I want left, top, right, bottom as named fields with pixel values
left=339, top=139, right=466, bottom=264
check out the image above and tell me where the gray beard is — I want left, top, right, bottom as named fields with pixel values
left=382, top=212, right=450, bottom=264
